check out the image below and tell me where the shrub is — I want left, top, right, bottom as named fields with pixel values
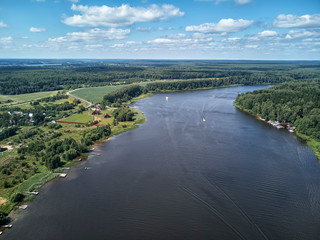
left=0, top=211, right=7, bottom=224
left=10, top=192, right=25, bottom=203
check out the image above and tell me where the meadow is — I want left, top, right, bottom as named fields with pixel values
left=0, top=91, right=58, bottom=106
left=62, top=112, right=94, bottom=124
left=71, top=85, right=126, bottom=104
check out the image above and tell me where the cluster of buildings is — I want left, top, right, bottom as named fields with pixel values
left=91, top=105, right=110, bottom=118
left=266, top=120, right=296, bottom=132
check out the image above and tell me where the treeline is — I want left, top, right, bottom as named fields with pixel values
left=16, top=125, right=112, bottom=170
left=144, top=74, right=286, bottom=92
left=0, top=62, right=319, bottom=95
left=103, top=85, right=144, bottom=104
left=102, top=74, right=295, bottom=106
left=81, top=125, right=111, bottom=146
left=0, top=127, right=19, bottom=141
left=1, top=125, right=113, bottom=193
left=235, top=80, right=320, bottom=140
left=113, top=107, right=135, bottom=122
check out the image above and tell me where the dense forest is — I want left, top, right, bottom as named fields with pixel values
left=144, top=75, right=285, bottom=92
left=0, top=60, right=319, bottom=94
left=103, top=85, right=144, bottom=104
left=234, top=81, right=320, bottom=140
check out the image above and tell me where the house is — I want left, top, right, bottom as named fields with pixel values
left=92, top=109, right=101, bottom=115
left=13, top=111, right=23, bottom=116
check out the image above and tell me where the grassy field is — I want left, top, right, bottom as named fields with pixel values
left=62, top=112, right=94, bottom=124
left=0, top=90, right=59, bottom=106
left=71, top=85, right=126, bottom=104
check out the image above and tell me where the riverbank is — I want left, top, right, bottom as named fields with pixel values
left=0, top=103, right=146, bottom=227
left=147, top=84, right=246, bottom=93
left=4, top=85, right=320, bottom=240
left=234, top=103, right=320, bottom=160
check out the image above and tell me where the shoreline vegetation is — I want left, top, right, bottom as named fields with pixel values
left=234, top=81, right=320, bottom=160
left=1, top=60, right=320, bottom=229
left=235, top=104, right=320, bottom=160
left=0, top=89, right=150, bottom=225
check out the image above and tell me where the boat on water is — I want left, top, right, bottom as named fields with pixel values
left=166, top=96, right=168, bottom=101
left=202, top=117, right=206, bottom=122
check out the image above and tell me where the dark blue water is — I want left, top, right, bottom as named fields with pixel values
left=3, top=86, right=320, bottom=240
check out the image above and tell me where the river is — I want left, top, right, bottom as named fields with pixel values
left=3, top=86, right=320, bottom=240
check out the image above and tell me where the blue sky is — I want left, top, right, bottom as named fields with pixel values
left=0, top=0, right=319, bottom=59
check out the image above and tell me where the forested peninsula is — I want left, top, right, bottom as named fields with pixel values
left=234, top=80, right=320, bottom=159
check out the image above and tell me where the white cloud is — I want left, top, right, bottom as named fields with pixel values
left=257, top=30, right=277, bottom=37
left=222, top=37, right=240, bottom=42
left=234, top=0, right=252, bottom=4
left=111, top=41, right=142, bottom=48
left=68, top=0, right=78, bottom=2
left=110, top=34, right=214, bottom=54
left=135, top=26, right=172, bottom=32
left=186, top=18, right=253, bottom=34
left=191, top=32, right=214, bottom=39
left=0, top=37, right=12, bottom=45
left=245, top=44, right=258, bottom=48
left=285, top=29, right=320, bottom=39
left=48, top=28, right=130, bottom=44
left=167, top=33, right=187, bottom=39
left=148, top=38, right=175, bottom=44
left=84, top=44, right=103, bottom=50
left=248, top=30, right=278, bottom=41
left=0, top=21, right=7, bottom=28
left=30, top=27, right=46, bottom=32
left=135, top=27, right=153, bottom=32
left=63, top=4, right=184, bottom=27
left=273, top=14, right=320, bottom=28
left=146, top=36, right=213, bottom=48
left=196, top=0, right=252, bottom=5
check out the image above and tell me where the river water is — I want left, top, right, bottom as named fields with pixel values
left=3, top=86, right=320, bottom=240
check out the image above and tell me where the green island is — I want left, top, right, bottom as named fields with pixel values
left=0, top=60, right=320, bottom=225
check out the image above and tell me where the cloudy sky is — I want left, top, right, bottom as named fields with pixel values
left=0, top=0, right=319, bottom=59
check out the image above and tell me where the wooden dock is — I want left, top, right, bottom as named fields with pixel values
left=88, top=153, right=101, bottom=156
left=1, top=225, right=12, bottom=228
left=28, top=191, right=39, bottom=195
left=58, top=173, right=67, bottom=178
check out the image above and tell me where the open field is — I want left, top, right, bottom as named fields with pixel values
left=0, top=91, right=59, bottom=106
left=71, top=85, right=126, bottom=104
left=62, top=112, right=94, bottom=124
